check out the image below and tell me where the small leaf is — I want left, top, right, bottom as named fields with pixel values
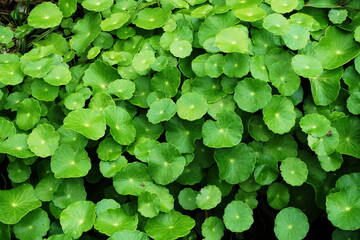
left=223, top=201, right=253, bottom=232
left=28, top=2, right=63, bottom=29
left=274, top=207, right=309, bottom=240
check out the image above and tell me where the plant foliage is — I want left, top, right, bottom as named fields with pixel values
left=0, top=0, right=360, bottom=239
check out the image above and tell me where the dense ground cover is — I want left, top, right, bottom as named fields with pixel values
left=0, top=0, right=360, bottom=239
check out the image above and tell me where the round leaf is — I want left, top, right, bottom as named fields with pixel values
left=280, top=157, right=308, bottom=186
left=51, top=144, right=91, bottom=178
left=234, top=78, right=272, bottom=113
left=215, top=27, right=251, bottom=53
left=196, top=185, right=222, bottom=210
left=60, top=201, right=96, bottom=239
left=263, top=95, right=296, bottom=134
left=0, top=184, right=41, bottom=225
left=176, top=92, right=208, bottom=121
left=314, top=26, right=360, bottom=69
left=133, top=8, right=171, bottom=30
left=28, top=2, right=63, bottom=29
left=178, top=188, right=198, bottom=211
left=13, top=209, right=50, bottom=240
left=214, top=143, right=256, bottom=184
left=201, top=217, right=224, bottom=240
left=299, top=113, right=330, bottom=137
left=326, top=186, right=360, bottom=231
left=202, top=111, right=243, bottom=148
left=63, top=108, right=106, bottom=141
left=145, top=210, right=195, bottom=240
left=94, top=208, right=138, bottom=236
left=291, top=55, right=323, bottom=78
left=223, top=201, right=253, bottom=232
left=27, top=123, right=60, bottom=158
left=271, top=0, right=298, bottom=13
left=274, top=207, right=309, bottom=240
left=147, top=98, right=177, bottom=124
left=148, top=143, right=186, bottom=185
left=82, top=0, right=113, bottom=12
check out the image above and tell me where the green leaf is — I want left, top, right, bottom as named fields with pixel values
left=31, top=79, right=59, bottom=101
left=309, top=67, right=343, bottom=106
left=318, top=152, right=343, bottom=172
left=147, top=98, right=177, bottom=124
left=138, top=192, right=160, bottom=218
left=280, top=157, right=308, bottom=186
left=51, top=144, right=91, bottom=178
left=271, top=0, right=298, bottom=13
left=0, top=118, right=16, bottom=141
left=165, top=116, right=202, bottom=153
left=282, top=24, right=309, bottom=50
left=145, top=210, right=195, bottom=240
left=94, top=207, right=138, bottom=236
left=63, top=108, right=106, bottom=140
left=60, top=201, right=96, bottom=239
left=13, top=209, right=50, bottom=240
left=107, top=79, right=135, bottom=100
left=326, top=186, right=360, bottom=231
left=263, top=95, right=296, bottom=134
left=44, top=64, right=72, bottom=86
left=314, top=26, right=360, bottom=69
left=224, top=53, right=250, bottom=78
left=58, top=0, right=77, bottom=18
left=191, top=76, right=226, bottom=103
left=0, top=26, right=13, bottom=44
left=223, top=201, right=253, bottom=232
left=113, top=162, right=153, bottom=196
left=99, top=156, right=127, bottom=178
left=83, top=60, right=120, bottom=94
left=347, top=92, right=360, bottom=114
left=299, top=113, right=331, bottom=137
left=148, top=143, right=186, bottom=185
left=176, top=92, right=208, bottom=121
left=214, top=143, right=256, bottom=184
left=202, top=111, right=243, bottom=148
left=201, top=216, right=224, bottom=240
left=15, top=98, right=41, bottom=131
left=101, top=12, right=130, bottom=31
left=262, top=13, right=290, bottom=35
left=274, top=207, right=309, bottom=240
left=0, top=134, right=35, bottom=158
left=0, top=62, right=24, bottom=85
left=52, top=179, right=86, bottom=209
left=0, top=184, right=41, bottom=225
left=70, top=13, right=101, bottom=54
left=170, top=40, right=192, bottom=58
left=27, top=123, right=60, bottom=158
left=269, top=61, right=300, bottom=96
left=267, top=182, right=290, bottom=210
left=234, top=7, right=266, bottom=22
left=35, top=174, right=62, bottom=202
left=291, top=55, right=323, bottom=78
left=332, top=117, right=360, bottom=158
left=234, top=78, right=272, bottom=113
left=178, top=188, right=198, bottom=210
left=103, top=106, right=136, bottom=145
left=7, top=159, right=31, bottom=183
left=82, top=0, right=113, bottom=11
left=133, top=8, right=171, bottom=30
left=109, top=230, right=149, bottom=240
left=215, top=26, right=251, bottom=53
left=28, top=2, right=63, bottom=29
left=328, top=9, right=348, bottom=24
left=196, top=185, right=222, bottom=210
left=307, top=127, right=339, bottom=156
left=151, top=67, right=181, bottom=98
